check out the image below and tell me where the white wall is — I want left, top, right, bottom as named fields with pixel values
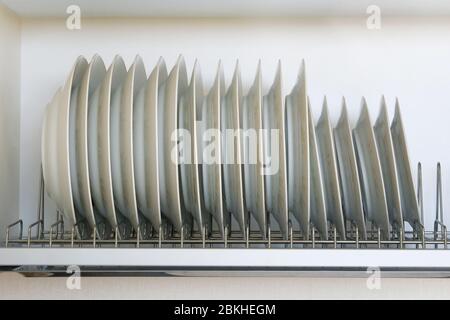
left=19, top=16, right=450, bottom=230
left=0, top=5, right=21, bottom=239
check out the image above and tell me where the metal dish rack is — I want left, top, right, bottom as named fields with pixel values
left=1, top=162, right=450, bottom=277
left=4, top=161, right=449, bottom=249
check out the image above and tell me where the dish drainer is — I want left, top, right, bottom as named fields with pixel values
left=1, top=162, right=450, bottom=277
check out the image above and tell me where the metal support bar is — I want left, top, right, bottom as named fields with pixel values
left=49, top=219, right=64, bottom=247
left=5, top=220, right=23, bottom=248
left=27, top=220, right=43, bottom=248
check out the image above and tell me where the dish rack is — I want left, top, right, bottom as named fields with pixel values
left=3, top=161, right=448, bottom=249
left=1, top=167, right=450, bottom=277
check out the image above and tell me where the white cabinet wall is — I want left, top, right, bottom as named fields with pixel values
left=0, top=5, right=20, bottom=241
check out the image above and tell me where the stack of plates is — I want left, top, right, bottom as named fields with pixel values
left=41, top=55, right=422, bottom=240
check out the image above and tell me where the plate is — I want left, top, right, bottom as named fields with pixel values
left=58, top=56, right=88, bottom=227
left=134, top=57, right=167, bottom=230
left=222, top=62, right=247, bottom=234
left=160, top=56, right=189, bottom=231
left=202, top=62, right=227, bottom=236
left=97, top=55, right=127, bottom=229
left=42, top=100, right=50, bottom=194
left=334, top=98, right=366, bottom=238
left=262, top=61, right=288, bottom=238
left=285, top=61, right=309, bottom=238
left=179, top=61, right=210, bottom=232
left=315, top=98, right=346, bottom=239
left=42, top=88, right=61, bottom=205
left=119, top=56, right=147, bottom=229
left=353, top=98, right=390, bottom=238
left=307, top=99, right=328, bottom=239
left=242, top=62, right=266, bottom=237
left=374, top=96, right=403, bottom=227
left=72, top=55, right=106, bottom=229
left=391, top=99, right=421, bottom=227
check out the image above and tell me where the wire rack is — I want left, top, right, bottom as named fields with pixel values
left=3, top=162, right=448, bottom=250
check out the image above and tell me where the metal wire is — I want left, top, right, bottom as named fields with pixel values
left=3, top=162, right=450, bottom=249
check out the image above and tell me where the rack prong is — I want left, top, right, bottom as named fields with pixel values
left=27, top=220, right=43, bottom=248
left=5, top=220, right=23, bottom=248
left=289, top=220, right=293, bottom=249
left=333, top=226, right=337, bottom=249
left=180, top=225, right=184, bottom=248
left=224, top=225, right=228, bottom=248
left=355, top=223, right=359, bottom=249
left=136, top=225, right=140, bottom=248
left=246, top=224, right=250, bottom=249
left=312, top=226, right=316, bottom=249
left=202, top=225, right=206, bottom=248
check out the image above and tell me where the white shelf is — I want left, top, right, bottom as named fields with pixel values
left=2, top=248, right=450, bottom=270
left=2, top=0, right=450, bottom=18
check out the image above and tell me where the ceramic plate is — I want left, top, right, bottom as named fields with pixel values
left=42, top=101, right=50, bottom=195
left=160, top=56, right=189, bottom=231
left=308, top=100, right=328, bottom=239
left=134, top=57, right=167, bottom=230
left=262, top=61, right=288, bottom=238
left=42, top=88, right=61, bottom=205
left=96, top=55, right=127, bottom=229
left=391, top=99, right=421, bottom=227
left=58, top=56, right=88, bottom=227
left=202, top=62, right=227, bottom=236
left=285, top=61, right=309, bottom=237
left=179, top=61, right=210, bottom=232
left=222, top=62, right=247, bottom=234
left=242, top=62, right=266, bottom=237
left=118, top=56, right=147, bottom=229
left=316, top=98, right=346, bottom=239
left=334, top=99, right=366, bottom=238
left=72, top=55, right=106, bottom=229
left=374, top=97, right=403, bottom=227
left=353, top=98, right=390, bottom=238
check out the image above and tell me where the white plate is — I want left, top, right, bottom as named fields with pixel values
left=262, top=61, right=288, bottom=238
left=72, top=55, right=106, bottom=229
left=119, top=56, right=147, bottom=229
left=42, top=101, right=50, bottom=191
left=307, top=99, right=328, bottom=239
left=374, top=97, right=403, bottom=227
left=134, top=57, right=167, bottom=230
left=316, top=98, right=346, bottom=239
left=42, top=88, right=61, bottom=205
left=179, top=61, right=211, bottom=232
left=285, top=61, right=309, bottom=237
left=334, top=99, right=366, bottom=239
left=391, top=99, right=421, bottom=227
left=96, top=55, right=127, bottom=229
left=160, top=56, right=188, bottom=231
left=202, top=62, right=227, bottom=236
left=58, top=56, right=88, bottom=227
left=353, top=98, right=390, bottom=238
left=222, top=62, right=247, bottom=234
left=242, top=62, right=266, bottom=237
